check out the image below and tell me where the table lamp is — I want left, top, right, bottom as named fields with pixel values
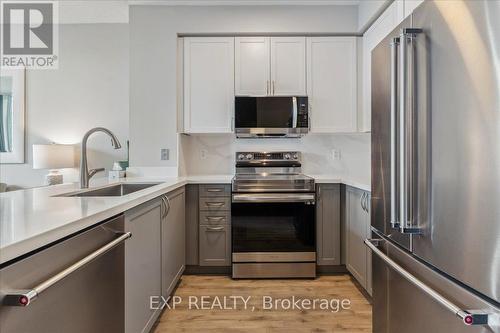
left=33, top=144, right=75, bottom=185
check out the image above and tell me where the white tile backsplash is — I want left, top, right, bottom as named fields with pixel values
left=178, top=133, right=371, bottom=185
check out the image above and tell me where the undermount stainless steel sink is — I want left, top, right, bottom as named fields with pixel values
left=58, top=183, right=161, bottom=197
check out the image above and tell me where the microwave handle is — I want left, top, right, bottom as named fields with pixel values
left=292, top=97, right=298, bottom=128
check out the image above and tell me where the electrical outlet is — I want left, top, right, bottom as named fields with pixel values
left=161, top=148, right=169, bottom=161
left=331, top=149, right=341, bottom=161
left=200, top=149, right=208, bottom=160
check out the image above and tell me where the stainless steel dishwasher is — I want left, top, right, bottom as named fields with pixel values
left=0, top=214, right=130, bottom=333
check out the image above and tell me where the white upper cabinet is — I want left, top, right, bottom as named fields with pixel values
left=235, top=36, right=306, bottom=96
left=270, top=37, right=306, bottom=96
left=235, top=37, right=270, bottom=96
left=183, top=37, right=235, bottom=133
left=307, top=37, right=357, bottom=133
left=404, top=0, right=425, bottom=18
left=361, top=1, right=404, bottom=132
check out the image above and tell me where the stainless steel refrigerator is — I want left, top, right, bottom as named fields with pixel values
left=368, top=1, right=500, bottom=332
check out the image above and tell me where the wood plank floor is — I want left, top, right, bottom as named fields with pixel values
left=154, top=274, right=372, bottom=333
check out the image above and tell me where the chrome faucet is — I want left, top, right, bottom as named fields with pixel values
left=80, top=127, right=122, bottom=188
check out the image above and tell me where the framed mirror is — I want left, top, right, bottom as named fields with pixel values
left=0, top=69, right=25, bottom=164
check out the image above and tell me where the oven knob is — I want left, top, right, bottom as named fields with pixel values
left=293, top=153, right=298, bottom=160
left=246, top=153, right=253, bottom=160
left=238, top=154, right=246, bottom=160
left=284, top=153, right=291, bottom=160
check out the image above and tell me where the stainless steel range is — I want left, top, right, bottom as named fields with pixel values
left=231, top=151, right=316, bottom=279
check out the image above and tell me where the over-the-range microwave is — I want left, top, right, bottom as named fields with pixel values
left=234, top=96, right=309, bottom=138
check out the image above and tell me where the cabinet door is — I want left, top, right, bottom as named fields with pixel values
left=307, top=37, right=357, bottom=133
left=346, top=187, right=367, bottom=287
left=361, top=1, right=405, bottom=132
left=365, top=192, right=372, bottom=296
left=316, top=184, right=341, bottom=265
left=162, top=187, right=186, bottom=298
left=199, top=225, right=231, bottom=266
left=185, top=185, right=199, bottom=266
left=184, top=37, right=234, bottom=133
left=125, top=199, right=162, bottom=333
left=404, top=0, right=424, bottom=18
left=235, top=37, right=270, bottom=96
left=270, top=37, right=306, bottom=96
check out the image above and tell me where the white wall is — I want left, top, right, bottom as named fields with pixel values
left=357, top=0, right=389, bottom=31
left=0, top=23, right=130, bottom=188
left=129, top=5, right=359, bottom=169
left=179, top=133, right=371, bottom=184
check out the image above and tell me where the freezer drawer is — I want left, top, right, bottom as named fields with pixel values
left=368, top=234, right=499, bottom=333
left=0, top=215, right=128, bottom=333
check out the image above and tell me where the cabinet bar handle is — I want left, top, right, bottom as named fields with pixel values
left=206, top=226, right=224, bottom=232
left=365, top=238, right=494, bottom=326
left=206, top=188, right=223, bottom=193
left=205, top=202, right=225, bottom=207
left=360, top=192, right=366, bottom=211
left=165, top=195, right=171, bottom=217
left=205, top=216, right=225, bottom=222
left=3, top=232, right=132, bottom=307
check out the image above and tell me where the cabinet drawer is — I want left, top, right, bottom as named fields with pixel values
left=199, top=197, right=231, bottom=211
left=199, top=225, right=231, bottom=266
left=199, top=184, right=231, bottom=197
left=199, top=211, right=231, bottom=225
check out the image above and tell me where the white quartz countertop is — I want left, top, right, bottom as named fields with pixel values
left=310, top=175, right=371, bottom=192
left=0, top=174, right=368, bottom=265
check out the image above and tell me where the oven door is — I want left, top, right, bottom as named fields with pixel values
left=231, top=193, right=316, bottom=257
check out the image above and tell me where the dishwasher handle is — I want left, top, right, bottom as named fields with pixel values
left=365, top=238, right=494, bottom=326
left=3, top=232, right=132, bottom=307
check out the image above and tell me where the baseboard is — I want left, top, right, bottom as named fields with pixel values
left=316, top=265, right=348, bottom=275
left=184, top=265, right=231, bottom=275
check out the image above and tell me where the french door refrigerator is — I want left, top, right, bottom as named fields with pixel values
left=368, top=1, right=500, bottom=332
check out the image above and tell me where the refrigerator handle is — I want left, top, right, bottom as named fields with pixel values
left=399, top=28, right=423, bottom=234
left=365, top=238, right=495, bottom=326
left=390, top=37, right=400, bottom=229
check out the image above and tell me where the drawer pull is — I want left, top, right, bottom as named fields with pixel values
left=205, top=226, right=224, bottom=232
left=2, top=232, right=132, bottom=307
left=205, top=216, right=225, bottom=222
left=206, top=188, right=223, bottom=193
left=205, top=202, right=225, bottom=207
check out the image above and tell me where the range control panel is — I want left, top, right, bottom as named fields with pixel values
left=235, top=151, right=301, bottom=161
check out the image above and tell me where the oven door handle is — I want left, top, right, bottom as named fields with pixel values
left=232, top=193, right=315, bottom=203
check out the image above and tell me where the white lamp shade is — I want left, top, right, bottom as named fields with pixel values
left=32, top=144, right=75, bottom=170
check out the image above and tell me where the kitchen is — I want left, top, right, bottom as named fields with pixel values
left=0, top=0, right=499, bottom=332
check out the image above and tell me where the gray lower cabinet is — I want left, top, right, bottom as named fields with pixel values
left=125, top=186, right=186, bottom=333
left=199, top=224, right=231, bottom=266
left=365, top=192, right=372, bottom=295
left=185, top=185, right=199, bottom=266
left=316, top=184, right=341, bottom=266
left=345, top=186, right=371, bottom=295
left=162, top=187, right=186, bottom=298
left=198, top=184, right=231, bottom=266
left=125, top=198, right=163, bottom=333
